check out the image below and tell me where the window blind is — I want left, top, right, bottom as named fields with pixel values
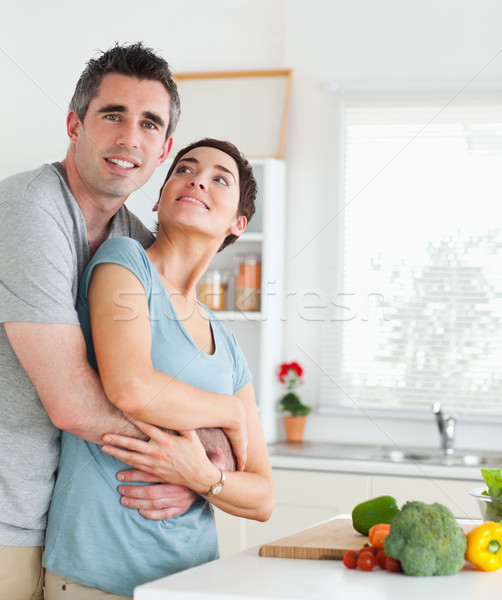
left=320, top=87, right=502, bottom=415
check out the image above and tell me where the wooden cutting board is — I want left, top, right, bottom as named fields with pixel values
left=258, top=518, right=475, bottom=560
left=258, top=518, right=366, bottom=560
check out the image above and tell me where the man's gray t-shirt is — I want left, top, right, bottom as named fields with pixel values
left=0, top=162, right=154, bottom=546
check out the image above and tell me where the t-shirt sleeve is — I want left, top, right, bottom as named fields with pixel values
left=79, top=237, right=152, bottom=303
left=0, top=197, right=79, bottom=325
left=228, top=330, right=253, bottom=394
left=76, top=237, right=153, bottom=370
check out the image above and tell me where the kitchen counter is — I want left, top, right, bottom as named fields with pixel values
left=134, top=517, right=501, bottom=599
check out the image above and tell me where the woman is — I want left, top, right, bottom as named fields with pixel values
left=43, top=139, right=274, bottom=599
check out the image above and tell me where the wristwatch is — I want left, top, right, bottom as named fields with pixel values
left=204, top=468, right=225, bottom=497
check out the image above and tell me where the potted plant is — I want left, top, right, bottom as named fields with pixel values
left=278, top=362, right=311, bottom=442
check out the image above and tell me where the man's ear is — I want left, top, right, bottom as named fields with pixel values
left=230, top=215, right=247, bottom=238
left=158, top=137, right=173, bottom=166
left=66, top=110, right=81, bottom=142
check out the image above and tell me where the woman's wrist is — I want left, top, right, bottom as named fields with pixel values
left=195, top=463, right=223, bottom=496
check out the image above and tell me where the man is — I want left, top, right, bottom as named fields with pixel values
left=0, top=42, right=233, bottom=600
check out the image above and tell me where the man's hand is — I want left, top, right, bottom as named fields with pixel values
left=116, top=470, right=198, bottom=520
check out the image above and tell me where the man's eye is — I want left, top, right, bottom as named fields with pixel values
left=143, top=122, right=158, bottom=130
left=105, top=114, right=120, bottom=121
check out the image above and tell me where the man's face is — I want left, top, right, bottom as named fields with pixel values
left=68, top=73, right=172, bottom=203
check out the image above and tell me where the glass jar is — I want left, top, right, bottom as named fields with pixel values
left=197, top=269, right=229, bottom=311
left=235, top=254, right=261, bottom=312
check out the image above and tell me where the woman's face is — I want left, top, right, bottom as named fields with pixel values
left=156, top=146, right=246, bottom=243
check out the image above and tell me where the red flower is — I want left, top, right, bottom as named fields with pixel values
left=289, top=362, right=303, bottom=378
left=278, top=362, right=304, bottom=384
left=278, top=363, right=290, bottom=383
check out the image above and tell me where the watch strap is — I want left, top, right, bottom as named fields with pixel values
left=204, top=468, right=225, bottom=497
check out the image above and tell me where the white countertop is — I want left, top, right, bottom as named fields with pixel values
left=134, top=517, right=502, bottom=599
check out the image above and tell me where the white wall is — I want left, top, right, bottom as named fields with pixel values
left=2, top=0, right=501, bottom=449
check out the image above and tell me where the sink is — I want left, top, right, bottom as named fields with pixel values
left=267, top=442, right=502, bottom=468
left=367, top=449, right=488, bottom=467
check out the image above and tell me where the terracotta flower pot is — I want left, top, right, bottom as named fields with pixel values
left=282, top=415, right=307, bottom=443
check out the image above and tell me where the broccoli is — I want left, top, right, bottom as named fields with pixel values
left=384, top=501, right=466, bottom=576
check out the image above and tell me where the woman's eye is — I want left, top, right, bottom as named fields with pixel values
left=176, top=165, right=192, bottom=174
left=214, top=176, right=229, bottom=186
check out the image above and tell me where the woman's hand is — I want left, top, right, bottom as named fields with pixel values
left=102, top=417, right=220, bottom=493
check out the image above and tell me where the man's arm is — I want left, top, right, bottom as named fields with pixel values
left=5, top=321, right=140, bottom=443
left=5, top=322, right=242, bottom=466
left=195, top=427, right=237, bottom=471
left=6, top=321, right=237, bottom=520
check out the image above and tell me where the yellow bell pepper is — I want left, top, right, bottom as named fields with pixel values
left=465, top=521, right=502, bottom=571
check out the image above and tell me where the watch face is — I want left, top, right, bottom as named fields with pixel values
left=212, top=483, right=223, bottom=495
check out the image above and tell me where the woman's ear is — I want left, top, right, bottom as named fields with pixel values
left=230, top=215, right=247, bottom=237
left=152, top=201, right=159, bottom=212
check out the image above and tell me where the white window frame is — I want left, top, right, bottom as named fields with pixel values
left=319, top=81, right=502, bottom=423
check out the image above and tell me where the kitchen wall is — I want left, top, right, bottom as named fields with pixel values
left=1, top=0, right=501, bottom=450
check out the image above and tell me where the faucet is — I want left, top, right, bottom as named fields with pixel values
left=432, top=402, right=456, bottom=455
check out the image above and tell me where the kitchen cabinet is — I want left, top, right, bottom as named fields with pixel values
left=215, top=466, right=481, bottom=557
left=126, top=158, right=286, bottom=442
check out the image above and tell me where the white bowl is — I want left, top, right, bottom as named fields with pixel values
left=469, top=486, right=502, bottom=521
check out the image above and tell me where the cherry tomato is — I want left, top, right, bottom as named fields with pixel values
left=342, top=550, right=359, bottom=569
left=385, top=556, right=402, bottom=573
left=359, top=545, right=378, bottom=556
left=357, top=551, right=377, bottom=571
left=376, top=549, right=387, bottom=569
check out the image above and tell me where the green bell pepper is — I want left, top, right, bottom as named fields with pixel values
left=351, top=495, right=400, bottom=535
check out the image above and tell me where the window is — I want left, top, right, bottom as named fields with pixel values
left=320, top=86, right=502, bottom=415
